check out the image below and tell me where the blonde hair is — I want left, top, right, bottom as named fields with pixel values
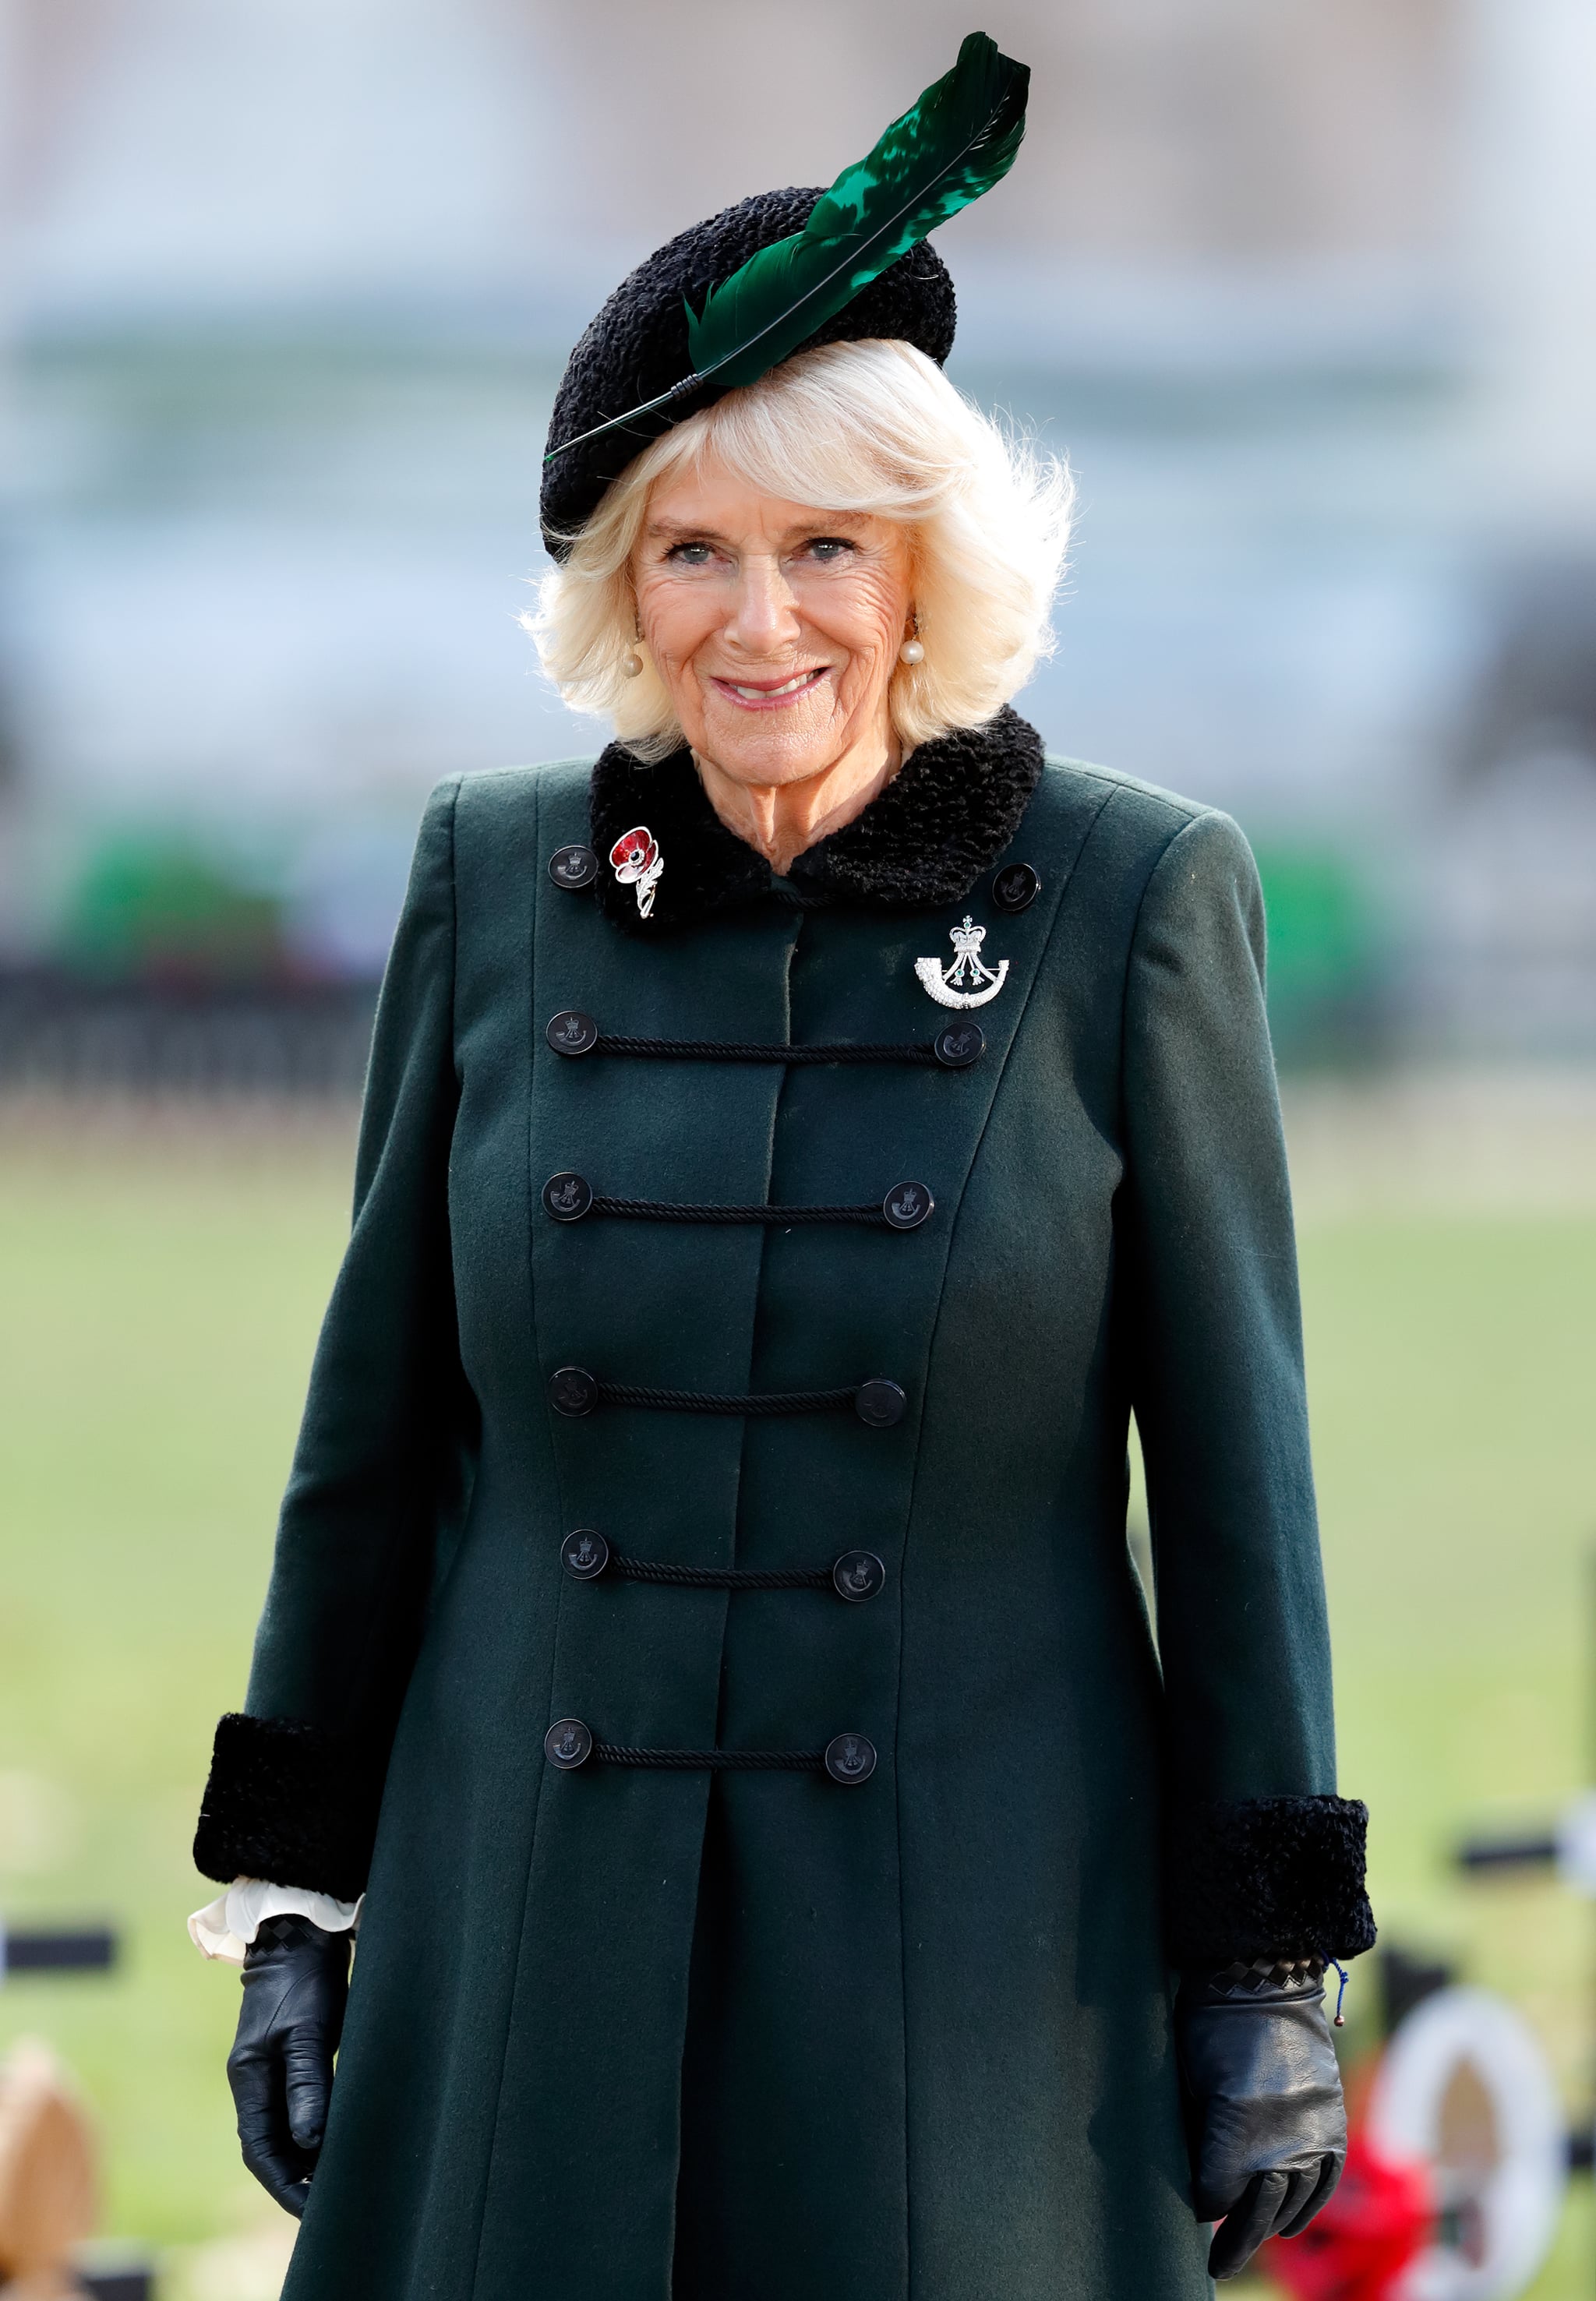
left=528, top=338, right=1072, bottom=761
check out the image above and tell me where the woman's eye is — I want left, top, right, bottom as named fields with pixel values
left=666, top=542, right=715, bottom=566
left=805, top=538, right=856, bottom=562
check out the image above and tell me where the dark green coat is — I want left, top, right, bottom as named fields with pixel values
left=196, top=714, right=1371, bottom=2301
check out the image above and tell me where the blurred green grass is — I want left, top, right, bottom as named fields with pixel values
left=1, top=1099, right=1594, bottom=2290
left=0, top=1112, right=354, bottom=2249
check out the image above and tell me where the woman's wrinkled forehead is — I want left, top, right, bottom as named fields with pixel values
left=641, top=468, right=888, bottom=551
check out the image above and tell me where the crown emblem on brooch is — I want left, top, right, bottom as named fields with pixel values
left=914, top=916, right=1009, bottom=1010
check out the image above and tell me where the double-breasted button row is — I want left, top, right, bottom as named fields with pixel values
left=543, top=1717, right=877, bottom=1786
left=540, top=1170, right=934, bottom=1230
left=548, top=1366, right=907, bottom=1426
left=543, top=1010, right=985, bottom=1069
left=536, top=842, right=952, bottom=1809
left=559, top=1527, right=887, bottom=1604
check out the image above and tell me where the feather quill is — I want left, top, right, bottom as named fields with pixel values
left=687, top=32, right=1027, bottom=389
left=546, top=32, right=1029, bottom=464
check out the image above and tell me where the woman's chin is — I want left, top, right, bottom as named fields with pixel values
left=693, top=708, right=845, bottom=790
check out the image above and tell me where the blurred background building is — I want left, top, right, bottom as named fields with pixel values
left=0, top=0, right=1594, bottom=1064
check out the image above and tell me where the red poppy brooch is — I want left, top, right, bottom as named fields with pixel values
left=609, top=825, right=663, bottom=920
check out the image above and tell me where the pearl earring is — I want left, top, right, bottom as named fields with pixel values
left=899, top=612, right=923, bottom=666
left=621, top=648, right=644, bottom=678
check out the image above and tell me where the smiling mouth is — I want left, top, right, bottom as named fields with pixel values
left=711, top=667, right=828, bottom=709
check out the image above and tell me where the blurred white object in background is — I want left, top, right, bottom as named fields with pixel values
left=1464, top=0, right=1596, bottom=524
left=1368, top=1986, right=1565, bottom=2299
left=1553, top=1788, right=1596, bottom=1896
left=11, top=0, right=541, bottom=323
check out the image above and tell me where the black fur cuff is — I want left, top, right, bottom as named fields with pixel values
left=193, top=1712, right=380, bottom=1904
left=1166, top=1794, right=1376, bottom=1968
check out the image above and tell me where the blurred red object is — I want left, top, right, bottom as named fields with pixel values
left=1261, top=2133, right=1434, bottom=2301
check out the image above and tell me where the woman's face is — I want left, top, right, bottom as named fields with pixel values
left=630, top=455, right=914, bottom=791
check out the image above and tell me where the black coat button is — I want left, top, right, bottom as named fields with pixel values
left=855, top=1378, right=906, bottom=1428
left=545, top=1718, right=594, bottom=1770
left=991, top=861, right=1040, bottom=912
left=832, top=1551, right=885, bottom=1603
left=547, top=1011, right=599, bottom=1056
left=548, top=844, right=599, bottom=891
left=543, top=1172, right=594, bottom=1222
left=882, top=1180, right=933, bottom=1230
left=561, top=1529, right=610, bottom=1580
left=824, top=1732, right=877, bottom=1784
left=933, top=1023, right=984, bottom=1068
left=549, top=1365, right=599, bottom=1416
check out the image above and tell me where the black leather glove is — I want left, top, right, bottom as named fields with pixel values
left=227, top=1912, right=351, bottom=2218
left=1175, top=1960, right=1347, bottom=2281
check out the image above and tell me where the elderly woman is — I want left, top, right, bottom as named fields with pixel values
left=191, top=38, right=1372, bottom=2301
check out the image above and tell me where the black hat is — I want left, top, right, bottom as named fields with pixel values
left=540, top=189, right=956, bottom=558
left=538, top=31, right=1029, bottom=559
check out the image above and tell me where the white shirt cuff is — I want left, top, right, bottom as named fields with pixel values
left=188, top=1877, right=364, bottom=1966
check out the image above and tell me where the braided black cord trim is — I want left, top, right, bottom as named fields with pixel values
left=610, top=1555, right=832, bottom=1590
left=590, top=1197, right=885, bottom=1226
left=597, top=1382, right=857, bottom=1415
left=592, top=1744, right=824, bottom=1771
left=593, top=1036, right=941, bottom=1065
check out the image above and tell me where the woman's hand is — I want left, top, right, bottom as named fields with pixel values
left=1175, top=1965, right=1347, bottom=2280
left=228, top=1914, right=351, bottom=2217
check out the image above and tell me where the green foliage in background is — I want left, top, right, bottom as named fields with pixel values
left=63, top=834, right=286, bottom=979
left=0, top=1118, right=1594, bottom=2291
left=1252, top=843, right=1382, bottom=1064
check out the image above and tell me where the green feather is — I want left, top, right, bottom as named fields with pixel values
left=685, top=32, right=1029, bottom=390
left=543, top=33, right=1029, bottom=467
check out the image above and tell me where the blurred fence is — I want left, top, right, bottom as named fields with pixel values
left=0, top=971, right=377, bottom=1096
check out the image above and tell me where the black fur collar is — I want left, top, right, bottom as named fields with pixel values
left=588, top=707, right=1044, bottom=935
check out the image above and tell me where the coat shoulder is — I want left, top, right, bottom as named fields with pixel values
left=1038, top=755, right=1203, bottom=842
left=443, top=760, right=600, bottom=898
left=450, top=757, right=595, bottom=836
left=1033, top=756, right=1254, bottom=888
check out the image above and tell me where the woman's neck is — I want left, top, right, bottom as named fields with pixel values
left=693, top=735, right=902, bottom=876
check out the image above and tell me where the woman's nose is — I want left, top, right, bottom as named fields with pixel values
left=726, top=556, right=799, bottom=655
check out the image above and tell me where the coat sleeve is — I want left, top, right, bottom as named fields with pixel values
left=1120, top=806, right=1375, bottom=1970
left=192, top=777, right=475, bottom=1903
